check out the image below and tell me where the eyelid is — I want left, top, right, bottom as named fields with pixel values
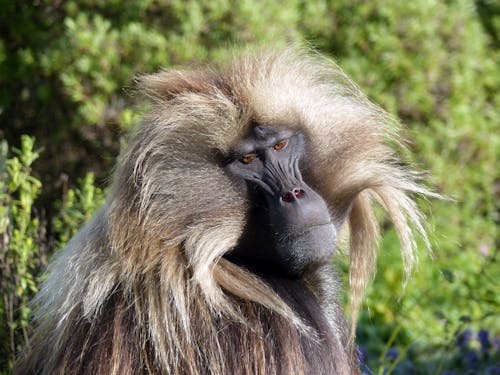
left=241, top=153, right=257, bottom=164
left=273, top=140, right=287, bottom=151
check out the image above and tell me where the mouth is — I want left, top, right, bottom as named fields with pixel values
left=274, top=222, right=337, bottom=276
left=277, top=221, right=334, bottom=242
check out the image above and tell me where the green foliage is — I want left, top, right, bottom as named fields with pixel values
left=0, top=0, right=498, bottom=373
left=0, top=138, right=105, bottom=373
left=52, top=173, right=105, bottom=249
left=0, top=136, right=42, bottom=372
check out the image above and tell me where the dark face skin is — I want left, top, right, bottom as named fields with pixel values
left=225, top=125, right=337, bottom=278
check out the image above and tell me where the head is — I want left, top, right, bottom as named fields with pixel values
left=111, top=46, right=431, bottom=329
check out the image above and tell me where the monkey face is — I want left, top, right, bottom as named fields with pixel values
left=225, top=125, right=336, bottom=278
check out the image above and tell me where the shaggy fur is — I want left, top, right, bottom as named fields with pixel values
left=16, top=48, right=431, bottom=374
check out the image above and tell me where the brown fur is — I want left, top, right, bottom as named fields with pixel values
left=16, top=48, right=433, bottom=374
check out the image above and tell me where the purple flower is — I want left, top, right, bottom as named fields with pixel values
left=465, top=350, right=479, bottom=369
left=456, top=329, right=472, bottom=349
left=492, top=338, right=499, bottom=352
left=486, top=365, right=500, bottom=375
left=478, top=329, right=491, bottom=352
left=385, top=347, right=399, bottom=362
left=442, top=371, right=455, bottom=375
left=357, top=346, right=368, bottom=364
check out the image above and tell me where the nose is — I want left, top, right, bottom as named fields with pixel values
left=281, top=188, right=305, bottom=203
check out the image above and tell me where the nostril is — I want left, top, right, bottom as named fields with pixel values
left=281, top=191, right=295, bottom=203
left=293, top=188, right=304, bottom=199
left=282, top=188, right=304, bottom=203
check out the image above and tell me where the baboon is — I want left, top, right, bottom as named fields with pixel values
left=17, top=48, right=432, bottom=374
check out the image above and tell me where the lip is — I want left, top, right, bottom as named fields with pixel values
left=277, top=221, right=334, bottom=242
left=294, top=221, right=334, bottom=234
left=308, top=221, right=333, bottom=229
left=275, top=221, right=337, bottom=277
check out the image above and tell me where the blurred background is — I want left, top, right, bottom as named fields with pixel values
left=0, top=1, right=498, bottom=373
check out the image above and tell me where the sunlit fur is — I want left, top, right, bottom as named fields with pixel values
left=17, top=48, right=432, bottom=375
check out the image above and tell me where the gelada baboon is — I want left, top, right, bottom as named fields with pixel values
left=17, top=48, right=432, bottom=374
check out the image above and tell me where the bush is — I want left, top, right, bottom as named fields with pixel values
left=0, top=136, right=42, bottom=371
left=0, top=137, right=104, bottom=372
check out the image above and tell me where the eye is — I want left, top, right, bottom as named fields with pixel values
left=273, top=140, right=287, bottom=151
left=241, top=153, right=257, bottom=164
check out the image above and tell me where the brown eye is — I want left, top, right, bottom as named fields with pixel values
left=273, top=140, right=287, bottom=151
left=241, top=153, right=257, bottom=164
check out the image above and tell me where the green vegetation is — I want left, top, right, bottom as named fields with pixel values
left=1, top=1, right=498, bottom=373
